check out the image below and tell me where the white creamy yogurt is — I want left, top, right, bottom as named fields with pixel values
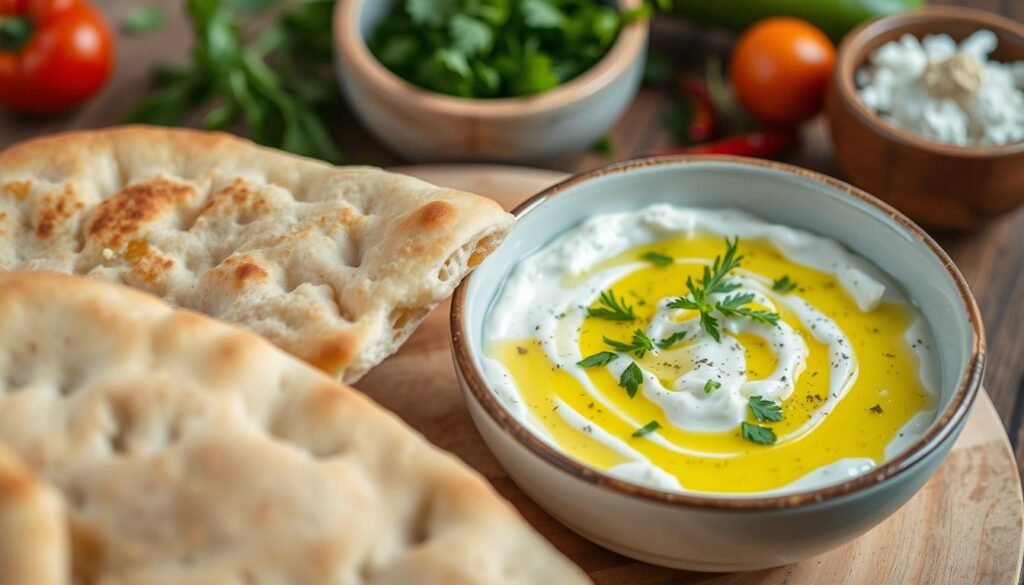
left=483, top=206, right=940, bottom=495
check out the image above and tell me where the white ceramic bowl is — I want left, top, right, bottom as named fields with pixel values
left=333, top=0, right=648, bottom=163
left=450, top=156, right=985, bottom=571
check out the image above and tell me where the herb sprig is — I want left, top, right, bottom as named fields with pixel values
left=619, top=362, right=643, bottom=397
left=632, top=420, right=660, bottom=437
left=748, top=396, right=782, bottom=422
left=741, top=422, right=776, bottom=445
left=656, top=331, right=687, bottom=350
left=772, top=275, right=797, bottom=293
left=642, top=251, right=673, bottom=267
left=603, top=329, right=654, bottom=358
left=667, top=237, right=780, bottom=341
left=587, top=289, right=637, bottom=321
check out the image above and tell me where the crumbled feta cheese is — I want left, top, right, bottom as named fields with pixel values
left=102, top=248, right=115, bottom=261
left=856, top=30, right=1024, bottom=146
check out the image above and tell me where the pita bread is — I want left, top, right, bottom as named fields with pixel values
left=0, top=442, right=67, bottom=585
left=0, top=127, right=513, bottom=383
left=0, top=271, right=588, bottom=584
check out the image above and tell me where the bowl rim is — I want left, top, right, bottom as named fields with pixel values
left=334, top=0, right=649, bottom=118
left=835, top=5, right=1024, bottom=158
left=450, top=155, right=986, bottom=511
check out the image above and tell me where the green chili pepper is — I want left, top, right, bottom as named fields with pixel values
left=671, top=0, right=924, bottom=40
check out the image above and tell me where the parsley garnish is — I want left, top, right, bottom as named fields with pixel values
left=587, top=289, right=637, bottom=321
left=667, top=237, right=780, bottom=341
left=604, top=329, right=655, bottom=358
left=642, top=251, right=673, bottom=267
left=704, top=379, right=721, bottom=394
left=632, top=420, right=660, bottom=437
left=772, top=275, right=797, bottom=293
left=748, top=396, right=782, bottom=422
left=619, top=362, right=643, bottom=398
left=656, top=331, right=687, bottom=350
left=741, top=422, right=777, bottom=445
left=577, top=351, right=618, bottom=368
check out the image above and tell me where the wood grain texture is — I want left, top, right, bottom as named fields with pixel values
left=372, top=161, right=1024, bottom=585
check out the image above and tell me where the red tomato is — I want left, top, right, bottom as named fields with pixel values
left=730, top=18, right=835, bottom=126
left=0, top=0, right=114, bottom=115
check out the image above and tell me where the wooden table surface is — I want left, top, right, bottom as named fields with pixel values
left=0, top=0, right=1020, bottom=478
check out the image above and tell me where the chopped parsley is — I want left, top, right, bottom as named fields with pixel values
left=704, top=379, right=721, bottom=394
left=604, top=329, right=654, bottom=358
left=667, top=237, right=780, bottom=341
left=748, top=396, right=783, bottom=422
left=656, top=331, right=687, bottom=350
left=641, top=251, right=673, bottom=267
left=619, top=362, right=643, bottom=398
left=741, top=422, right=777, bottom=445
left=772, top=275, right=798, bottom=293
left=632, top=420, right=661, bottom=437
left=576, top=351, right=618, bottom=368
left=587, top=289, right=636, bottom=321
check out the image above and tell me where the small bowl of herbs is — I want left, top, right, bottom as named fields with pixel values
left=334, top=0, right=650, bottom=162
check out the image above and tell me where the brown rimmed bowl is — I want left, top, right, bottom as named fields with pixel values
left=450, top=156, right=984, bottom=571
left=334, top=0, right=648, bottom=163
left=826, top=6, right=1024, bottom=231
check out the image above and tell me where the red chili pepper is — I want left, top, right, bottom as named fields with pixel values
left=675, top=76, right=717, bottom=143
left=648, top=128, right=799, bottom=158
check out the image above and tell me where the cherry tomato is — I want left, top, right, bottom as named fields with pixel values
left=729, top=17, right=835, bottom=126
left=0, top=0, right=114, bottom=115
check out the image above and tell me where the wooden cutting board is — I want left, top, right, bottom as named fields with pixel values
left=357, top=164, right=1024, bottom=584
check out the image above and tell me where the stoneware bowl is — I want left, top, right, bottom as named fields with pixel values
left=450, top=156, right=984, bottom=571
left=826, top=6, right=1024, bottom=231
left=333, top=0, right=648, bottom=163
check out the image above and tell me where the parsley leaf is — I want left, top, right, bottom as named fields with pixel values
left=450, top=14, right=493, bottom=55
left=656, top=331, right=687, bottom=350
left=741, top=422, right=777, bottom=445
left=748, top=396, right=782, bottom=422
left=587, top=289, right=636, bottom=321
left=577, top=351, right=618, bottom=368
left=704, top=379, right=721, bottom=394
left=772, top=275, right=797, bottom=293
left=604, top=330, right=655, bottom=358
left=619, top=362, right=643, bottom=398
left=667, top=238, right=780, bottom=340
left=716, top=293, right=781, bottom=326
left=122, top=6, right=165, bottom=35
left=642, top=251, right=673, bottom=267
left=632, top=420, right=661, bottom=437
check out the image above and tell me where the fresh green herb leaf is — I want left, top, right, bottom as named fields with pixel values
left=619, top=362, right=643, bottom=398
left=632, top=420, right=660, bottom=437
left=704, top=379, right=721, bottom=394
left=588, top=289, right=636, bottom=321
left=656, top=331, right=687, bottom=350
left=604, top=330, right=655, bottom=358
left=122, top=6, right=166, bottom=35
left=772, top=275, right=798, bottom=293
left=577, top=351, right=619, bottom=368
left=748, top=396, right=782, bottom=422
left=667, top=237, right=779, bottom=340
left=369, top=0, right=642, bottom=99
left=591, top=136, right=614, bottom=157
left=450, top=14, right=493, bottom=54
left=127, top=0, right=343, bottom=162
left=741, top=422, right=776, bottom=445
left=716, top=293, right=780, bottom=326
left=642, top=251, right=673, bottom=267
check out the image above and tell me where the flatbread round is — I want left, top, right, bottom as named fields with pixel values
left=0, top=127, right=514, bottom=382
left=0, top=271, right=587, bottom=584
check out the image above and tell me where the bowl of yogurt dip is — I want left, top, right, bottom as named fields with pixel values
left=826, top=6, right=1024, bottom=230
left=450, top=156, right=984, bottom=571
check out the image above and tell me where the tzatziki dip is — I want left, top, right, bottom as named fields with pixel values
left=482, top=206, right=939, bottom=495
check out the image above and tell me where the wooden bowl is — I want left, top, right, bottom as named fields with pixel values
left=334, top=0, right=649, bottom=163
left=825, top=7, right=1024, bottom=230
